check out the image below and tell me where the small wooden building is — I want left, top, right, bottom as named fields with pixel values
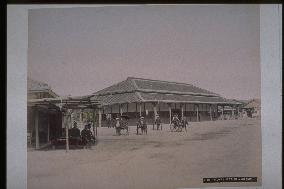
left=242, top=99, right=261, bottom=118
left=27, top=78, right=60, bottom=149
left=91, top=77, right=242, bottom=126
left=27, top=78, right=100, bottom=150
left=28, top=77, right=59, bottom=99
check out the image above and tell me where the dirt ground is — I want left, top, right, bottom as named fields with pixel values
left=28, top=118, right=261, bottom=189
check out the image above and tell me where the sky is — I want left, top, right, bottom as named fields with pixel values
left=28, top=5, right=260, bottom=100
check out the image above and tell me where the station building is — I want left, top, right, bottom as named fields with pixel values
left=91, top=77, right=242, bottom=126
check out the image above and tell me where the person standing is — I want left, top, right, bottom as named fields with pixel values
left=181, top=117, right=189, bottom=132
left=106, top=115, right=112, bottom=128
left=154, top=114, right=162, bottom=130
left=115, top=118, right=121, bottom=135
left=69, top=122, right=81, bottom=147
left=81, top=124, right=93, bottom=149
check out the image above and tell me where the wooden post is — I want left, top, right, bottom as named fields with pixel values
left=232, top=105, right=235, bottom=119
left=64, top=111, right=70, bottom=152
left=47, top=113, right=50, bottom=142
left=222, top=106, right=224, bottom=120
left=196, top=104, right=199, bottom=122
left=209, top=105, right=213, bottom=121
left=120, top=104, right=123, bottom=116
left=185, top=104, right=187, bottom=118
left=98, top=109, right=102, bottom=127
left=35, top=108, right=39, bottom=150
left=95, top=109, right=98, bottom=136
left=139, top=103, right=142, bottom=117
left=65, top=116, right=69, bottom=152
left=237, top=106, right=240, bottom=118
left=80, top=110, right=83, bottom=130
left=153, top=103, right=157, bottom=119
left=168, top=104, right=172, bottom=124
left=181, top=104, right=184, bottom=120
left=135, top=103, right=138, bottom=117
left=92, top=109, right=97, bottom=136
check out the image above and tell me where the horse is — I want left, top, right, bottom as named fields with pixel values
left=152, top=118, right=162, bottom=130
left=137, top=121, right=147, bottom=135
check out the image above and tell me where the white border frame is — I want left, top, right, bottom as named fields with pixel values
left=7, top=4, right=282, bottom=189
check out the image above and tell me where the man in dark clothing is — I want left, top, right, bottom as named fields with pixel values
left=69, top=122, right=81, bottom=147
left=106, top=116, right=112, bottom=128
left=69, top=122, right=81, bottom=138
left=81, top=124, right=94, bottom=149
left=180, top=117, right=189, bottom=132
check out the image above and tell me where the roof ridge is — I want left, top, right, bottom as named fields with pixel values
left=127, top=76, right=218, bottom=95
left=94, top=78, right=136, bottom=95
left=127, top=76, right=197, bottom=86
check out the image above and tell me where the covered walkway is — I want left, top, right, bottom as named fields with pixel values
left=28, top=95, right=100, bottom=150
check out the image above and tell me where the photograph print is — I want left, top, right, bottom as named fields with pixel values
left=27, top=5, right=261, bottom=189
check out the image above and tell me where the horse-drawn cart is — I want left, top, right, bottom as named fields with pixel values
left=170, top=119, right=188, bottom=132
left=115, top=115, right=129, bottom=135
left=137, top=117, right=147, bottom=135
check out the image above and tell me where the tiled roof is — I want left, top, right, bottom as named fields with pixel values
left=28, top=77, right=59, bottom=97
left=94, top=79, right=136, bottom=95
left=244, top=99, right=261, bottom=108
left=94, top=77, right=219, bottom=96
left=28, top=77, right=51, bottom=91
left=91, top=92, right=142, bottom=106
left=227, top=99, right=250, bottom=105
left=92, top=77, right=241, bottom=106
left=132, top=77, right=218, bottom=96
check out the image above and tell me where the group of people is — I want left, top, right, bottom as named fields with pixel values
left=136, top=116, right=148, bottom=134
left=114, top=116, right=129, bottom=135
left=106, top=113, right=189, bottom=134
left=172, top=114, right=189, bottom=131
left=69, top=122, right=95, bottom=148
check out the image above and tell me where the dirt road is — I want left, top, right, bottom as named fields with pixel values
left=28, top=118, right=261, bottom=189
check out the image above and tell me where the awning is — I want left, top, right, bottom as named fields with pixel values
left=28, top=95, right=100, bottom=110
